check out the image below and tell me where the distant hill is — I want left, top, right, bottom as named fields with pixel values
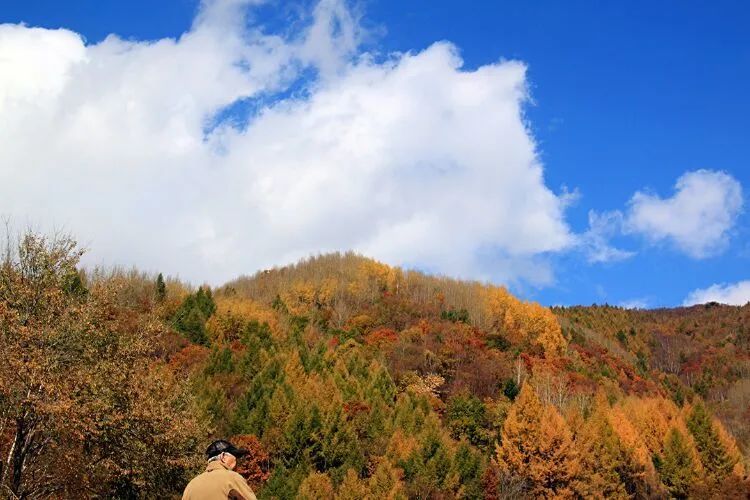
left=554, top=303, right=750, bottom=458
left=1, top=238, right=748, bottom=498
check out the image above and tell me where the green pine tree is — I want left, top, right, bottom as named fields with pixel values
left=182, top=306, right=209, bottom=345
left=155, top=273, right=166, bottom=302
left=686, top=401, right=737, bottom=480
left=658, top=428, right=696, bottom=499
left=445, top=393, right=489, bottom=447
left=502, top=378, right=520, bottom=401
left=172, top=287, right=216, bottom=344
left=194, top=286, right=216, bottom=317
left=204, top=346, right=234, bottom=375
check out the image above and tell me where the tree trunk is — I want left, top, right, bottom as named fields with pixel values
left=11, top=415, right=27, bottom=497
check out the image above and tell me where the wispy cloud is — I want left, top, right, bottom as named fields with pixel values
left=619, top=298, right=649, bottom=309
left=580, top=210, right=635, bottom=263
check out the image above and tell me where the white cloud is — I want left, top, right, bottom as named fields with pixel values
left=581, top=210, right=635, bottom=263
left=0, top=0, right=574, bottom=286
left=683, top=281, right=750, bottom=306
left=625, top=170, right=743, bottom=258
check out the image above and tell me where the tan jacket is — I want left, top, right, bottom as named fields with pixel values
left=182, top=460, right=258, bottom=500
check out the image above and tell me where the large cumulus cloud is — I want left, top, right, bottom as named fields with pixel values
left=0, top=0, right=573, bottom=285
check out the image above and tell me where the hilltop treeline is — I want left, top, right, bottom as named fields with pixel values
left=0, top=232, right=748, bottom=498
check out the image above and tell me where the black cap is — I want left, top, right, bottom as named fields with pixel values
left=206, top=440, right=249, bottom=460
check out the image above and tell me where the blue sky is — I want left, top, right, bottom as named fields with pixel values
left=1, top=0, right=748, bottom=307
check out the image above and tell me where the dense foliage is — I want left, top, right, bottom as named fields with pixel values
left=1, top=236, right=748, bottom=498
left=554, top=303, right=750, bottom=461
left=0, top=232, right=205, bottom=498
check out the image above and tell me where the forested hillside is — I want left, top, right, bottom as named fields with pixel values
left=1, top=232, right=748, bottom=498
left=554, top=304, right=750, bottom=463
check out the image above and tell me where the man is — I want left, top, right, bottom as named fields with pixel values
left=182, top=440, right=258, bottom=500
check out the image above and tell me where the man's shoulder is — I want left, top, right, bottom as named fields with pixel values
left=183, top=468, right=249, bottom=499
left=226, top=469, right=249, bottom=482
left=184, top=468, right=232, bottom=487
left=206, top=467, right=246, bottom=482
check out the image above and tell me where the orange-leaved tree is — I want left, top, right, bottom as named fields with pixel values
left=496, top=383, right=579, bottom=497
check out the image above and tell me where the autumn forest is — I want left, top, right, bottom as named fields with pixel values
left=1, top=231, right=748, bottom=499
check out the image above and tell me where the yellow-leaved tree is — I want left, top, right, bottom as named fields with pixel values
left=483, top=287, right=567, bottom=356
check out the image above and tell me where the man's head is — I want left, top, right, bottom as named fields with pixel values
left=206, top=440, right=249, bottom=470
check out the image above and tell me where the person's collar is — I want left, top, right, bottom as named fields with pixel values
left=206, top=459, right=230, bottom=472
